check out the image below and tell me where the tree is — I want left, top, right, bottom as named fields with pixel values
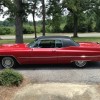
left=62, top=0, right=91, bottom=37
left=63, top=13, right=74, bottom=33
left=0, top=0, right=24, bottom=43
left=47, top=0, right=62, bottom=33
left=42, top=0, right=46, bottom=36
left=14, top=0, right=23, bottom=43
left=92, top=0, right=100, bottom=32
left=32, top=1, right=37, bottom=38
left=27, top=0, right=40, bottom=38
left=0, top=0, right=14, bottom=15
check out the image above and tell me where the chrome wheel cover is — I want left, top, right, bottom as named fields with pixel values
left=75, top=61, right=87, bottom=67
left=2, top=57, right=14, bottom=68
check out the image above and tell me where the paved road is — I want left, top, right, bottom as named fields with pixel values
left=0, top=33, right=100, bottom=39
left=1, top=62, right=100, bottom=84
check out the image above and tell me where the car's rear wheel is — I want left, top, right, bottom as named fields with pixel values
left=74, top=61, right=87, bottom=68
left=1, top=57, right=15, bottom=68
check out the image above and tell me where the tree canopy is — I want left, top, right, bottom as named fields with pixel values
left=0, top=0, right=100, bottom=42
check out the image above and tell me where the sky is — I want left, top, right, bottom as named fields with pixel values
left=0, top=7, right=8, bottom=21
left=0, top=0, right=66, bottom=21
left=27, top=14, right=41, bottom=21
left=0, top=10, right=40, bottom=21
left=0, top=0, right=46, bottom=21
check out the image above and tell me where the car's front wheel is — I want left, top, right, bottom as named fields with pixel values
left=74, top=61, right=87, bottom=68
left=1, top=57, right=15, bottom=68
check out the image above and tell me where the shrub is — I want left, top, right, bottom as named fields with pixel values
left=36, top=26, right=41, bottom=33
left=63, top=24, right=73, bottom=33
left=23, top=26, right=34, bottom=34
left=46, top=26, right=52, bottom=33
left=0, top=69, right=23, bottom=86
left=0, top=27, right=11, bottom=35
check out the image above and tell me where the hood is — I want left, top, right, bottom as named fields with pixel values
left=0, top=43, right=28, bottom=49
left=79, top=42, right=100, bottom=48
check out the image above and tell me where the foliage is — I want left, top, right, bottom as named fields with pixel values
left=47, top=0, right=62, bottom=33
left=27, top=0, right=41, bottom=38
left=0, top=20, right=13, bottom=26
left=95, top=16, right=100, bottom=32
left=46, top=25, right=52, bottom=33
left=23, top=25, right=41, bottom=34
left=63, top=11, right=96, bottom=33
left=0, top=69, right=23, bottom=86
left=62, top=0, right=92, bottom=36
left=1, top=0, right=100, bottom=35
left=23, top=25, right=34, bottom=34
left=36, top=25, right=41, bottom=33
left=63, top=14, right=73, bottom=32
left=0, top=0, right=14, bottom=15
left=0, top=27, right=13, bottom=35
left=93, top=0, right=100, bottom=32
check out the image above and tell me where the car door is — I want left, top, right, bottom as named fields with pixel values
left=29, top=39, right=57, bottom=64
left=55, top=40, right=76, bottom=64
left=56, top=47, right=74, bottom=64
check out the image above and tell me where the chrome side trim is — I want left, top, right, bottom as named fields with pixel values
left=18, top=55, right=100, bottom=59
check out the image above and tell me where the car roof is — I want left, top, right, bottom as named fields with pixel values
left=36, top=36, right=71, bottom=40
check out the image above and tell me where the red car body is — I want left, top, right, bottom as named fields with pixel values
left=0, top=36, right=100, bottom=68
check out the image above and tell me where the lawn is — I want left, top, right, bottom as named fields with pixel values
left=73, top=37, right=100, bottom=42
left=0, top=37, right=100, bottom=44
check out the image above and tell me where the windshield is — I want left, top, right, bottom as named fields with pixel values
left=28, top=40, right=36, bottom=48
left=71, top=39, right=80, bottom=46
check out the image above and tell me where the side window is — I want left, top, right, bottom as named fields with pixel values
left=39, top=40, right=55, bottom=48
left=55, top=40, right=63, bottom=48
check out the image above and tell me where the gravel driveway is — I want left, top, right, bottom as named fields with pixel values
left=8, top=62, right=100, bottom=84
left=1, top=62, right=100, bottom=100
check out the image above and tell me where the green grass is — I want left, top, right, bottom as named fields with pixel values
left=72, top=37, right=100, bottom=42
left=0, top=39, right=33, bottom=44
left=0, top=37, right=100, bottom=44
left=0, top=39, right=15, bottom=44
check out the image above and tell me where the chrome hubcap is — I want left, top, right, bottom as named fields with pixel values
left=5, top=60, right=12, bottom=65
left=75, top=61, right=87, bottom=67
left=2, top=57, right=14, bottom=68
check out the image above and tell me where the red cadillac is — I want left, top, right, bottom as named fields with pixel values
left=0, top=36, right=100, bottom=68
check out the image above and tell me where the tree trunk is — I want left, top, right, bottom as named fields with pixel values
left=42, top=0, right=46, bottom=36
left=32, top=12, right=37, bottom=38
left=15, top=0, right=23, bottom=43
left=73, top=14, right=78, bottom=37
left=32, top=2, right=37, bottom=39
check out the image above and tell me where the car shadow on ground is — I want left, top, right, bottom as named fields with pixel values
left=0, top=62, right=100, bottom=70
left=13, top=62, right=100, bottom=70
